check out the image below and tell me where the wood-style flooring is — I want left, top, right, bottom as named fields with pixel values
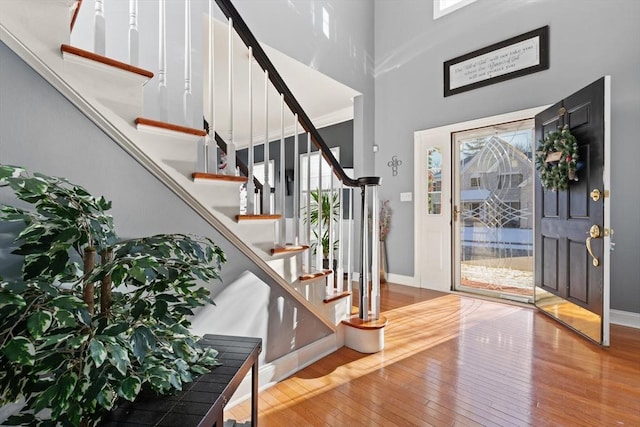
left=225, top=283, right=640, bottom=426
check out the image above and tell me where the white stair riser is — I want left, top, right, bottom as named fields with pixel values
left=61, top=53, right=147, bottom=121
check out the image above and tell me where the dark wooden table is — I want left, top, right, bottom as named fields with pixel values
left=100, top=334, right=262, bottom=426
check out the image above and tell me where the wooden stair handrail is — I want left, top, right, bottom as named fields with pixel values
left=70, top=0, right=83, bottom=31
left=214, top=0, right=379, bottom=189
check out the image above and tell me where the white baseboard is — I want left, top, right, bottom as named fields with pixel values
left=352, top=272, right=420, bottom=288
left=226, top=328, right=344, bottom=408
left=386, top=273, right=419, bottom=287
left=610, top=309, right=640, bottom=329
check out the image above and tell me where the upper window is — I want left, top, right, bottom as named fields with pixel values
left=433, top=0, right=477, bottom=19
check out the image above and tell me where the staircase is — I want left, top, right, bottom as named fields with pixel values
left=0, top=0, right=384, bottom=377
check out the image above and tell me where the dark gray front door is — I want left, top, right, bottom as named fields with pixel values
left=534, top=77, right=610, bottom=344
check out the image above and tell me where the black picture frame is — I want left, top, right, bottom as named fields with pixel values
left=444, top=26, right=549, bottom=97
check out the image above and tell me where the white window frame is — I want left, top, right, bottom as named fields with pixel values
left=253, top=160, right=275, bottom=186
left=300, top=147, right=340, bottom=194
left=433, top=0, right=477, bottom=20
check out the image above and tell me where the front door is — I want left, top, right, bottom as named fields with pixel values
left=534, top=76, right=611, bottom=345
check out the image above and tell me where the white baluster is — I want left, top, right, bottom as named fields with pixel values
left=293, top=117, right=300, bottom=245
left=279, top=94, right=286, bottom=244
left=337, top=181, right=345, bottom=293
left=183, top=0, right=192, bottom=126
left=205, top=0, right=217, bottom=174
left=360, top=185, right=369, bottom=321
left=94, top=0, right=105, bottom=55
left=158, top=0, right=167, bottom=122
left=128, top=0, right=138, bottom=65
left=317, top=151, right=323, bottom=272
left=203, top=0, right=218, bottom=173
left=347, top=186, right=353, bottom=294
left=226, top=17, right=236, bottom=174
left=371, top=185, right=380, bottom=320
left=305, top=132, right=312, bottom=273
left=262, top=71, right=270, bottom=214
left=328, top=169, right=335, bottom=293
left=247, top=47, right=255, bottom=213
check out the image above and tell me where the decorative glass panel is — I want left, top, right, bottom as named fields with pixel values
left=427, top=147, right=442, bottom=215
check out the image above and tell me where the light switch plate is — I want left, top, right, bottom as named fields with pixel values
left=400, top=192, right=412, bottom=202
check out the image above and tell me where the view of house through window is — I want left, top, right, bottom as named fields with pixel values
left=453, top=119, right=534, bottom=301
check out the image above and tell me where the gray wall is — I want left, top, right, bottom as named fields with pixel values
left=374, top=0, right=640, bottom=313
left=0, top=42, right=332, bottom=362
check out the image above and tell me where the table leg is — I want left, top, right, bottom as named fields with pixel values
left=251, top=361, right=258, bottom=426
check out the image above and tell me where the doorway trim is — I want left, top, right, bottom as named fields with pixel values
left=414, top=106, right=549, bottom=292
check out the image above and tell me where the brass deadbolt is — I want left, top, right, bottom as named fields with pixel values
left=590, top=189, right=601, bottom=202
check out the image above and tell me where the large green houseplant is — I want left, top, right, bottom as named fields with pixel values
left=0, top=165, right=225, bottom=426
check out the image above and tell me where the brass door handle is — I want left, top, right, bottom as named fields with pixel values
left=586, top=237, right=599, bottom=267
left=586, top=224, right=601, bottom=267
left=453, top=206, right=460, bottom=221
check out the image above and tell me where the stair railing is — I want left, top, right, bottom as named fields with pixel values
left=213, top=0, right=381, bottom=320
left=69, top=0, right=381, bottom=321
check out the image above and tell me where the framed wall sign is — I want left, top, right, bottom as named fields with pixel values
left=444, top=26, right=549, bottom=97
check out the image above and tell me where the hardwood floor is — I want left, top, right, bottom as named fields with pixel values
left=225, top=283, right=640, bottom=426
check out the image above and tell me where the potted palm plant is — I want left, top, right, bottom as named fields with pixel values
left=0, top=165, right=225, bottom=426
left=306, top=189, right=340, bottom=269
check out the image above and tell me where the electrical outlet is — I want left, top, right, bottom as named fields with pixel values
left=400, top=192, right=412, bottom=202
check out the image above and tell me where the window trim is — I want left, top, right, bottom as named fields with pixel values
left=433, top=0, right=477, bottom=20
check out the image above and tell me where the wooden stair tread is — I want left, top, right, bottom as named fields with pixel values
left=136, top=117, right=207, bottom=137
left=323, top=291, right=351, bottom=304
left=236, top=214, right=282, bottom=221
left=192, top=172, right=248, bottom=183
left=60, top=44, right=154, bottom=78
left=299, top=270, right=332, bottom=282
left=342, top=314, right=388, bottom=330
left=271, top=244, right=309, bottom=255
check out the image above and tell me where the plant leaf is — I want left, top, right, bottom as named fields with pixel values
left=3, top=336, right=35, bottom=365
left=67, top=334, right=89, bottom=349
left=27, top=311, right=53, bottom=338
left=102, top=322, right=130, bottom=336
left=0, top=291, right=25, bottom=308
left=118, top=376, right=141, bottom=401
left=32, top=384, right=59, bottom=414
left=89, top=339, right=107, bottom=367
left=54, top=309, right=76, bottom=327
left=108, top=344, right=131, bottom=376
